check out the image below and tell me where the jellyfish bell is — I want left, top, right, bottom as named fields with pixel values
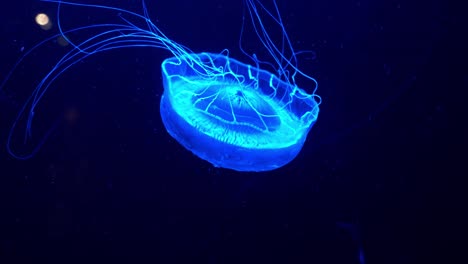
left=161, top=52, right=319, bottom=171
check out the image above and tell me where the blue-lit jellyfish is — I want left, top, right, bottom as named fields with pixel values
left=1, top=0, right=321, bottom=172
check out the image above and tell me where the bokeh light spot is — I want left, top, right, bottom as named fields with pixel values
left=35, top=13, right=52, bottom=30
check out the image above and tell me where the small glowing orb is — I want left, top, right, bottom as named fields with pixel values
left=35, top=13, right=52, bottom=30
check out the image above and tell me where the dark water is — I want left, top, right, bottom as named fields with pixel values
left=0, top=0, right=465, bottom=263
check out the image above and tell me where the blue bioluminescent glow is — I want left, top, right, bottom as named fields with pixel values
left=161, top=52, right=319, bottom=171
left=1, top=0, right=321, bottom=172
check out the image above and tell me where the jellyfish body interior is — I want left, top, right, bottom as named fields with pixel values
left=161, top=52, right=319, bottom=171
left=1, top=0, right=320, bottom=172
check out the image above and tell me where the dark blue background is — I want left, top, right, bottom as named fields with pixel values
left=0, top=0, right=466, bottom=263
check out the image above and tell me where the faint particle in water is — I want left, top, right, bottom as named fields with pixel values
left=57, top=35, right=70, bottom=47
left=64, top=107, right=80, bottom=126
left=383, top=63, right=391, bottom=76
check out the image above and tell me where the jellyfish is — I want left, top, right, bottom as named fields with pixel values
left=1, top=0, right=321, bottom=172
